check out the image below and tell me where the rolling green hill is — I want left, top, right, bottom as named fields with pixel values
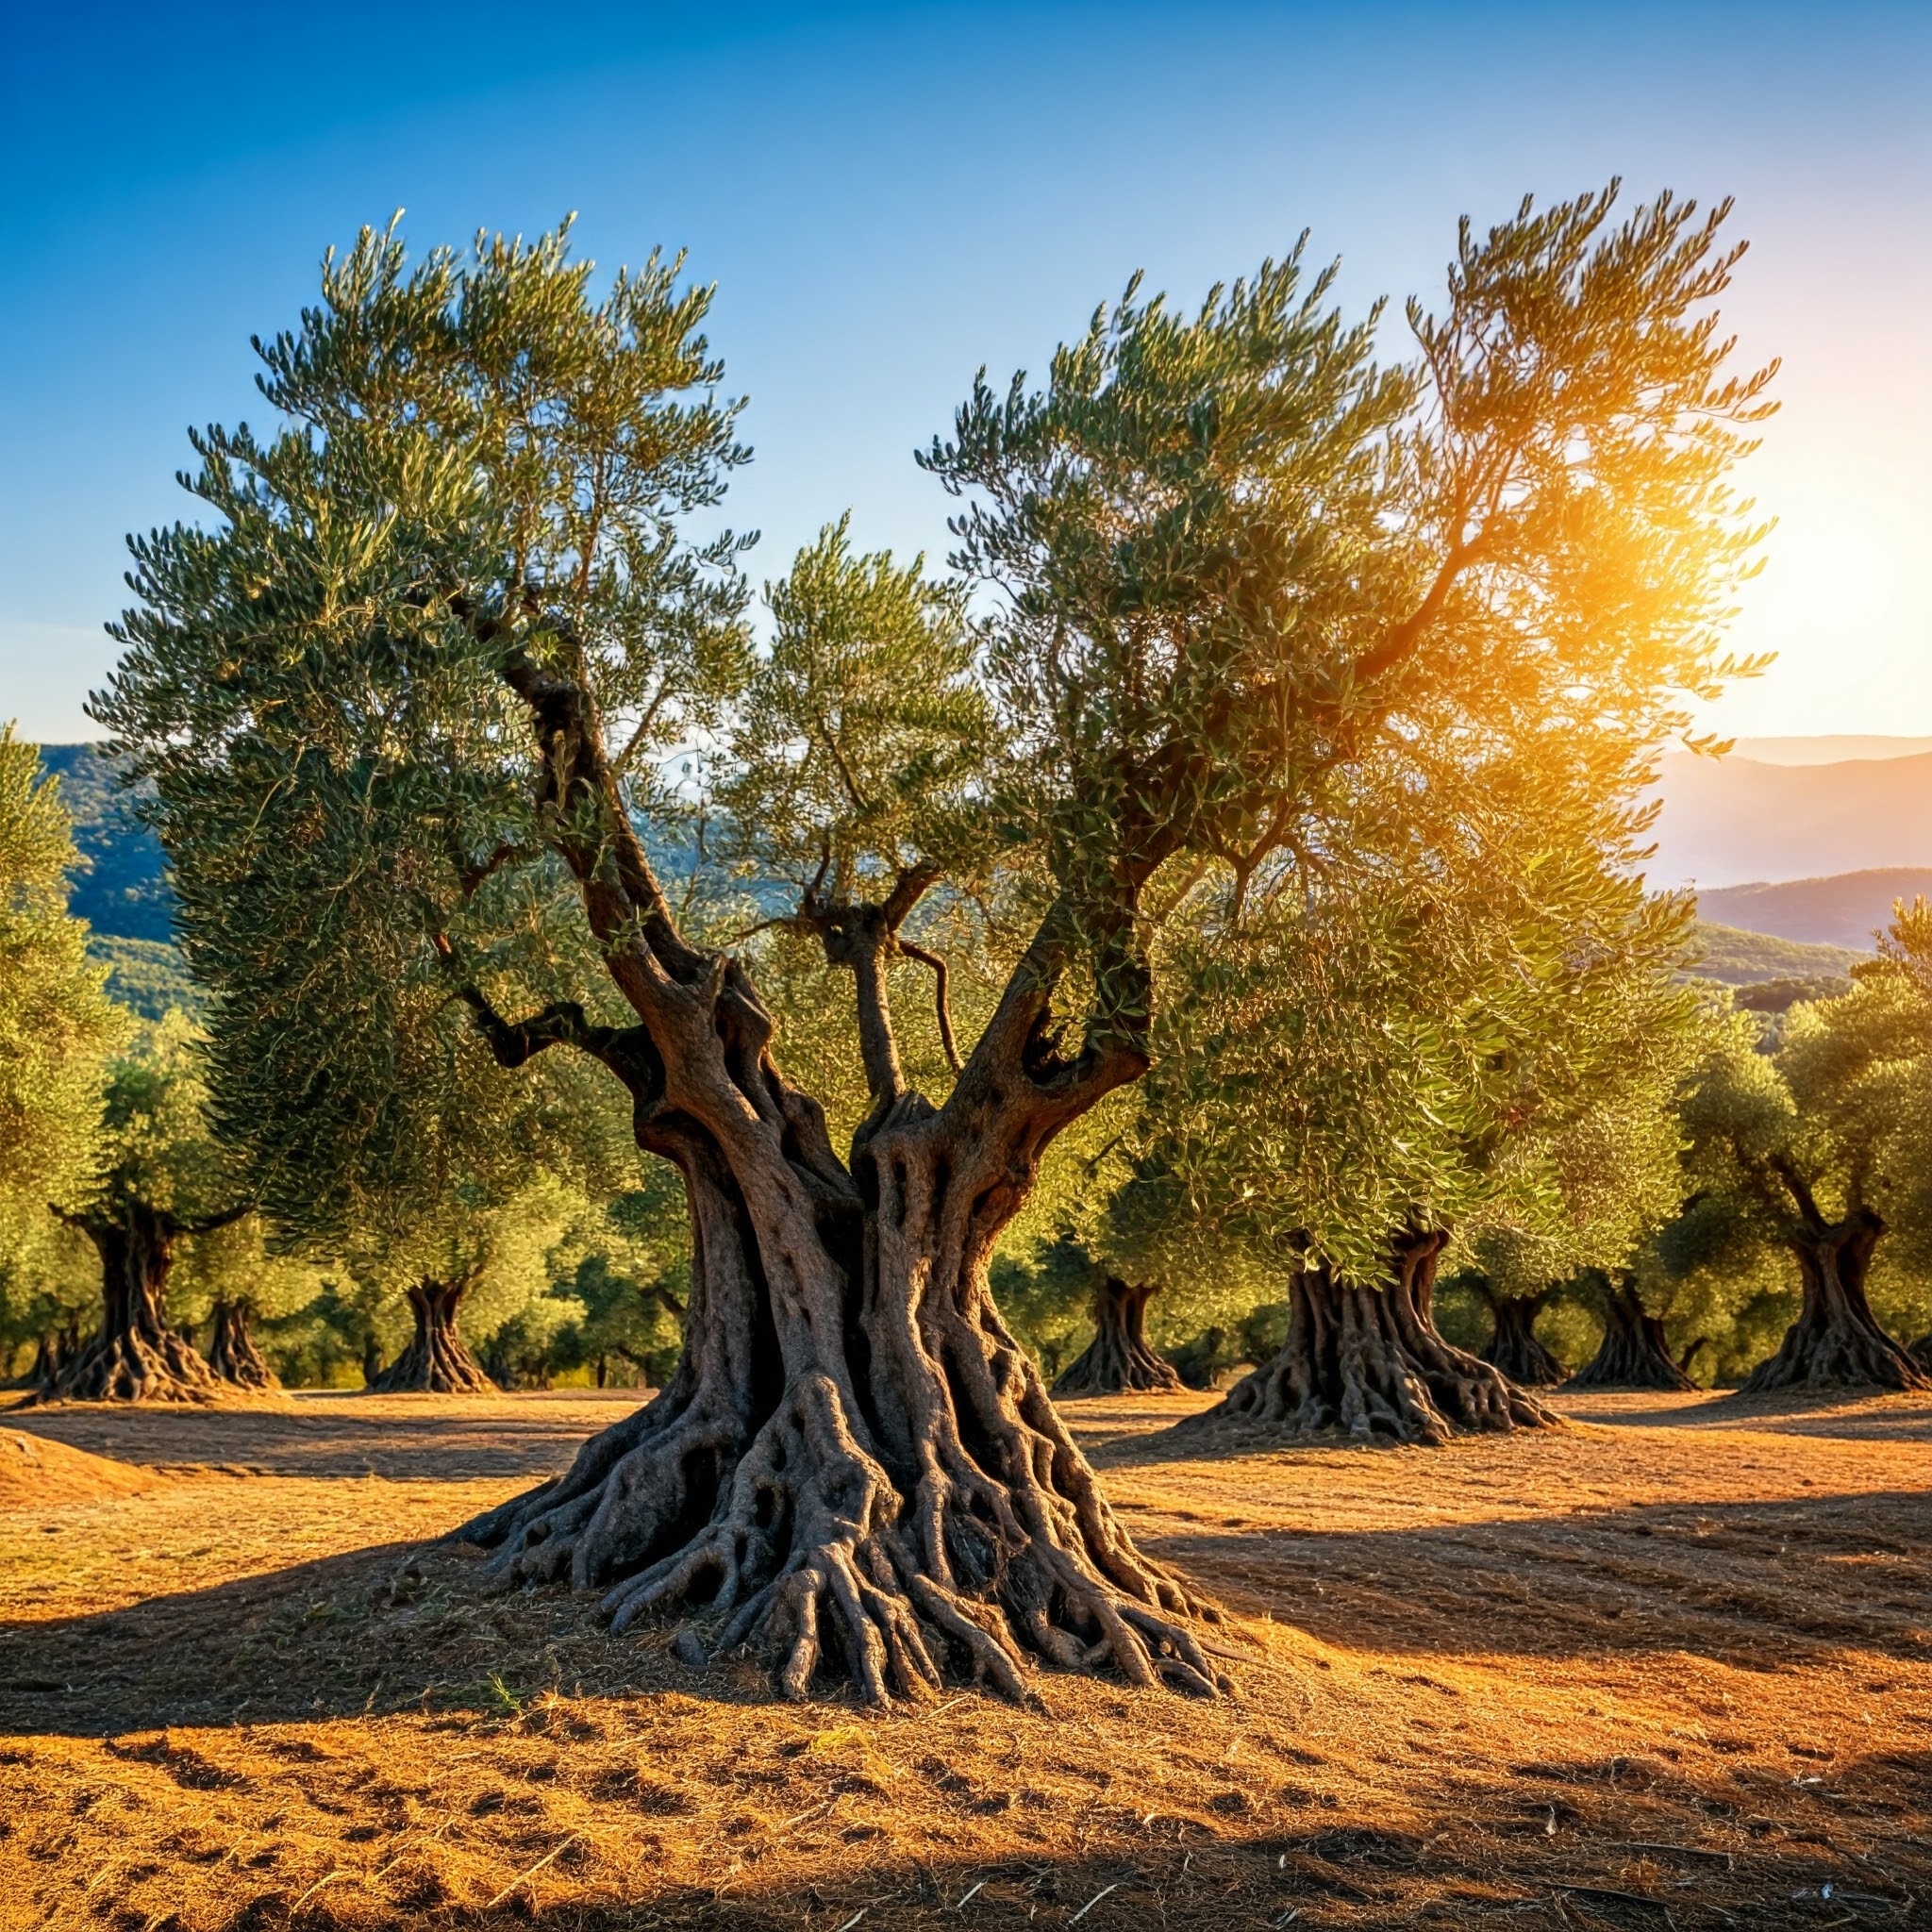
left=1686, top=921, right=1858, bottom=1011
left=87, top=934, right=202, bottom=1020
left=39, top=742, right=173, bottom=942
left=1687, top=921, right=1865, bottom=985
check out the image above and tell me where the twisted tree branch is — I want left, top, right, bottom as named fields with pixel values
left=898, top=938, right=963, bottom=1075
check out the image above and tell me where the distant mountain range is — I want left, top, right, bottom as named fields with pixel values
left=1695, top=870, right=1932, bottom=952
left=1652, top=743, right=1932, bottom=888
left=1728, top=735, right=1932, bottom=767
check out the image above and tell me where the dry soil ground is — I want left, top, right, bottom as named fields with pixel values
left=0, top=1387, right=1926, bottom=1932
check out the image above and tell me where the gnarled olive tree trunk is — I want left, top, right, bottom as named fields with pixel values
left=41, top=1204, right=229, bottom=1404
left=1477, top=1286, right=1565, bottom=1387
left=365, top=1281, right=495, bottom=1395
left=1053, top=1278, right=1182, bottom=1397
left=208, top=1298, right=280, bottom=1391
left=455, top=650, right=1223, bottom=1707
left=1568, top=1282, right=1692, bottom=1391
left=1191, top=1228, right=1556, bottom=1446
left=1743, top=1208, right=1928, bottom=1393
left=1568, top=1275, right=1696, bottom=1391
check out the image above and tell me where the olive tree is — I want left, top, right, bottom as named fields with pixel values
left=1474, top=965, right=1709, bottom=1391
left=99, top=187, right=1768, bottom=1700
left=1676, top=971, right=1932, bottom=1393
left=44, top=1012, right=249, bottom=1402
left=0, top=728, right=127, bottom=1293
left=1134, top=741, right=1696, bottom=1444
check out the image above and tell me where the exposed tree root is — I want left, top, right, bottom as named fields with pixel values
left=1054, top=1278, right=1182, bottom=1397
left=44, top=1324, right=221, bottom=1405
left=458, top=1118, right=1227, bottom=1707
left=1188, top=1237, right=1557, bottom=1447
left=1567, top=1277, right=1696, bottom=1391
left=365, top=1282, right=495, bottom=1395
left=1742, top=1211, right=1929, bottom=1396
left=207, top=1300, right=280, bottom=1391
left=1477, top=1288, right=1565, bottom=1388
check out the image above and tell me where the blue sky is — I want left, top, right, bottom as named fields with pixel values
left=3, top=1, right=1927, bottom=741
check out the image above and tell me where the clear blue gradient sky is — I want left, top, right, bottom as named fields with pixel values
left=3, top=1, right=1927, bottom=741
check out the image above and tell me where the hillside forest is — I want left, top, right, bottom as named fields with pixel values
left=4, top=185, right=1931, bottom=1707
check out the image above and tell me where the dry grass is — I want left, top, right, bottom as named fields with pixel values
left=0, top=1386, right=1927, bottom=1930
left=0, top=1427, right=164, bottom=1508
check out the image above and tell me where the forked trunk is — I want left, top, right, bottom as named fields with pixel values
left=1567, top=1277, right=1696, bottom=1391
left=365, top=1282, right=495, bottom=1395
left=1742, top=1210, right=1928, bottom=1394
left=1053, top=1277, right=1182, bottom=1397
left=1192, top=1229, right=1557, bottom=1446
left=1478, top=1288, right=1565, bottom=1387
left=207, top=1298, right=280, bottom=1391
left=458, top=648, right=1224, bottom=1706
left=42, top=1207, right=221, bottom=1404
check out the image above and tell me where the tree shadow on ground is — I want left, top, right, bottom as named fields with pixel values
left=8, top=1729, right=1926, bottom=1928
left=1556, top=1391, right=1932, bottom=1441
left=1169, top=1489, right=1932, bottom=1672
left=353, top=1788, right=1932, bottom=1932
left=3, top=1484, right=1926, bottom=1741
left=1099, top=1391, right=1932, bottom=1470
left=0, top=1391, right=643, bottom=1481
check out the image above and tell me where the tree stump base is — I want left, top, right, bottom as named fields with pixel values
left=1053, top=1278, right=1182, bottom=1397
left=1187, top=1244, right=1557, bottom=1448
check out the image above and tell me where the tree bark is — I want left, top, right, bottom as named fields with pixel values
left=207, top=1298, right=280, bottom=1391
left=1742, top=1209, right=1929, bottom=1394
left=364, top=1281, right=495, bottom=1395
left=1191, top=1230, right=1557, bottom=1447
left=1053, top=1278, right=1183, bottom=1397
left=39, top=1205, right=223, bottom=1404
left=1567, top=1275, right=1696, bottom=1391
left=1477, top=1287, right=1565, bottom=1387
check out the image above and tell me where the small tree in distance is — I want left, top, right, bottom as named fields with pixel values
left=0, top=727, right=129, bottom=1374
left=1675, top=969, right=1932, bottom=1393
left=45, top=1012, right=250, bottom=1403
left=165, top=1213, right=330, bottom=1392
left=100, top=186, right=1772, bottom=1701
